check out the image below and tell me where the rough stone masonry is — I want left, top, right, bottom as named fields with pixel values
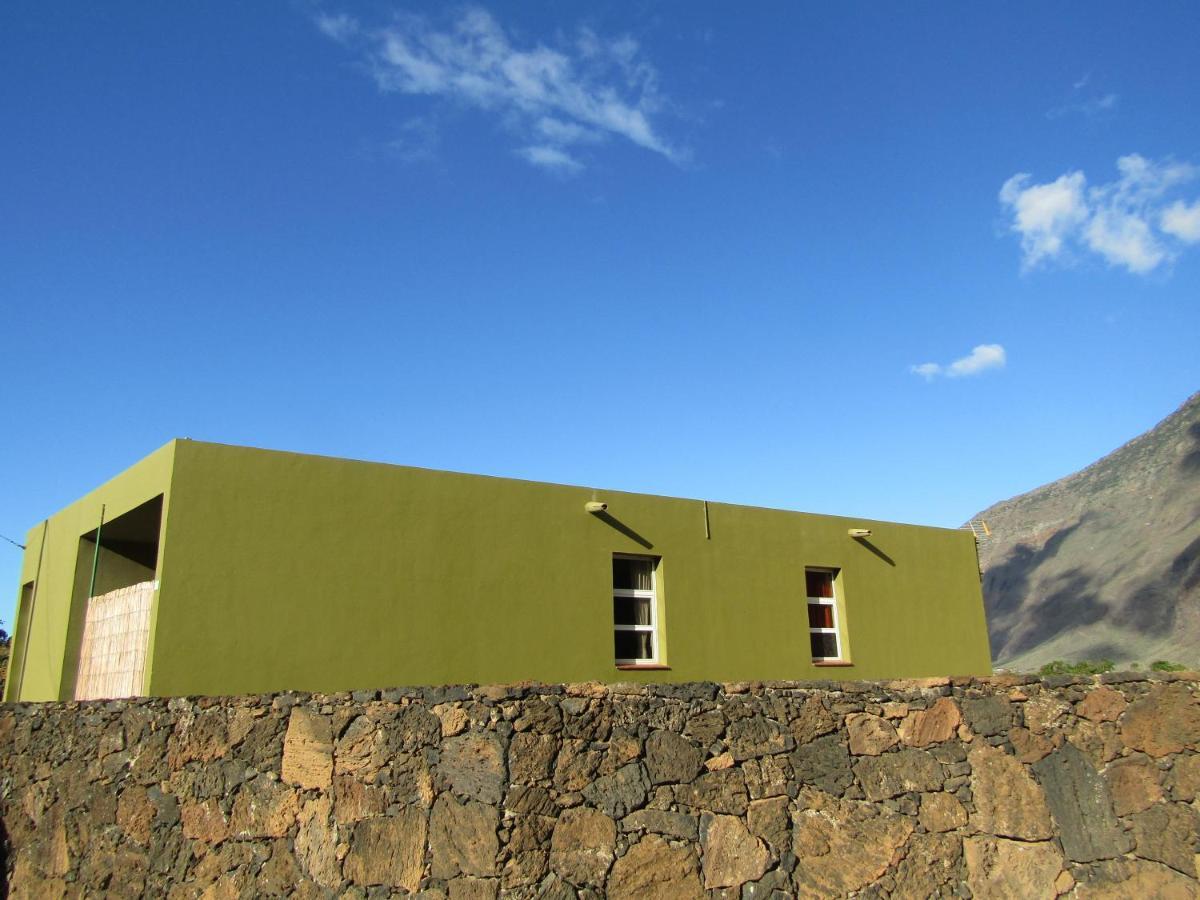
left=1, top=673, right=1199, bottom=898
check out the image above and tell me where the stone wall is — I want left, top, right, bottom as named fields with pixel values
left=1, top=674, right=1199, bottom=898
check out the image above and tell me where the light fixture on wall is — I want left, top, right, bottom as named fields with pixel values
left=848, top=528, right=872, bottom=538
left=585, top=501, right=608, bottom=514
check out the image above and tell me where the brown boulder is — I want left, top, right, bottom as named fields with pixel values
left=846, top=713, right=899, bottom=756
left=429, top=792, right=499, bottom=879
left=1130, top=803, right=1200, bottom=878
left=963, top=836, right=1064, bottom=898
left=890, top=832, right=962, bottom=900
left=343, top=808, right=427, bottom=890
left=448, top=877, right=499, bottom=900
left=854, top=748, right=943, bottom=801
left=699, top=813, right=770, bottom=889
left=608, top=834, right=704, bottom=900
left=334, top=715, right=385, bottom=781
left=1120, top=684, right=1200, bottom=757
left=1022, top=695, right=1068, bottom=733
left=282, top=707, right=333, bottom=790
left=1078, top=685, right=1128, bottom=723
left=295, top=796, right=340, bottom=888
left=331, top=774, right=387, bottom=824
left=1009, top=726, right=1053, bottom=764
left=918, top=791, right=967, bottom=833
left=1074, top=859, right=1200, bottom=899
left=440, top=732, right=507, bottom=805
left=790, top=695, right=837, bottom=744
left=644, top=730, right=703, bottom=784
left=508, top=732, right=558, bottom=784
left=1170, top=755, right=1200, bottom=801
left=897, top=698, right=961, bottom=747
left=117, top=785, right=155, bottom=846
left=791, top=788, right=913, bottom=897
left=1105, top=756, right=1163, bottom=816
left=181, top=798, right=229, bottom=844
left=548, top=806, right=616, bottom=887
left=229, top=776, right=300, bottom=839
left=968, top=743, right=1053, bottom=840
left=747, top=796, right=791, bottom=851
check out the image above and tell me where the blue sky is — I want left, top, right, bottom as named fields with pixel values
left=2, top=3, right=1198, bottom=631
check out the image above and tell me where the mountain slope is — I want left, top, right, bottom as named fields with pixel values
left=974, top=391, right=1200, bottom=671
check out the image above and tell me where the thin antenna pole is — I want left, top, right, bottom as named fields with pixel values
left=87, top=505, right=106, bottom=602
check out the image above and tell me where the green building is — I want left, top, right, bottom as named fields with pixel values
left=4, top=440, right=992, bottom=701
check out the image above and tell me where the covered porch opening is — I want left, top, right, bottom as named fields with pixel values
left=68, top=495, right=163, bottom=700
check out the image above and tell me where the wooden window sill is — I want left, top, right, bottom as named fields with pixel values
left=616, top=664, right=672, bottom=671
left=813, top=661, right=854, bottom=667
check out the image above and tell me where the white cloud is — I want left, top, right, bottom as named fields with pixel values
left=1162, top=199, right=1200, bottom=243
left=1084, top=208, right=1164, bottom=274
left=911, top=344, right=1006, bottom=381
left=316, top=13, right=358, bottom=43
left=517, top=144, right=582, bottom=174
left=316, top=7, right=684, bottom=173
left=381, top=117, right=440, bottom=164
left=999, top=154, right=1200, bottom=274
left=999, top=172, right=1087, bottom=269
left=1046, top=92, right=1118, bottom=121
left=910, top=362, right=942, bottom=380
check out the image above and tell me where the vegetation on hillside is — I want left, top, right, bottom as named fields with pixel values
left=1038, top=659, right=1114, bottom=676
left=1150, top=659, right=1187, bottom=672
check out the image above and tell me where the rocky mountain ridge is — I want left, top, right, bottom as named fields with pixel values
left=974, top=391, right=1200, bottom=670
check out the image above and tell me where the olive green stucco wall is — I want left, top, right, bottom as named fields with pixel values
left=3, top=444, right=174, bottom=702
left=149, top=441, right=990, bottom=695
left=6, top=440, right=992, bottom=700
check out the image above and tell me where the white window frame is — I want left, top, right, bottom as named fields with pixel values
left=806, top=567, right=842, bottom=662
left=613, top=554, right=659, bottom=665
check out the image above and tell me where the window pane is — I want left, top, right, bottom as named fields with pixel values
left=614, top=557, right=653, bottom=590
left=806, top=570, right=834, bottom=598
left=614, top=596, right=652, bottom=626
left=807, top=604, right=834, bottom=629
left=810, top=632, right=839, bottom=659
left=615, top=630, right=654, bottom=661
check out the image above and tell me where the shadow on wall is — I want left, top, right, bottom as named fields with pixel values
left=853, top=537, right=895, bottom=566
left=594, top=511, right=654, bottom=550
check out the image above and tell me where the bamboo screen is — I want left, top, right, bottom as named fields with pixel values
left=74, top=580, right=154, bottom=701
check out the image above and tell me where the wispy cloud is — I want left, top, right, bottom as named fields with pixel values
left=911, top=344, right=1006, bottom=381
left=999, top=154, right=1200, bottom=274
left=517, top=144, right=583, bottom=174
left=376, top=116, right=440, bottom=164
left=1046, top=92, right=1118, bottom=121
left=315, top=7, right=684, bottom=174
left=1161, top=199, right=1200, bottom=243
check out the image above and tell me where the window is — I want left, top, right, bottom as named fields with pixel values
left=613, top=555, right=658, bottom=665
left=806, top=568, right=843, bottom=661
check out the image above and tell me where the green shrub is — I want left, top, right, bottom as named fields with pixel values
left=1038, top=659, right=1115, bottom=676
left=1150, top=660, right=1187, bottom=672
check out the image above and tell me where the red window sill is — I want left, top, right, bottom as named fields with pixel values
left=616, top=664, right=672, bottom=671
left=813, top=660, right=854, bottom=667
